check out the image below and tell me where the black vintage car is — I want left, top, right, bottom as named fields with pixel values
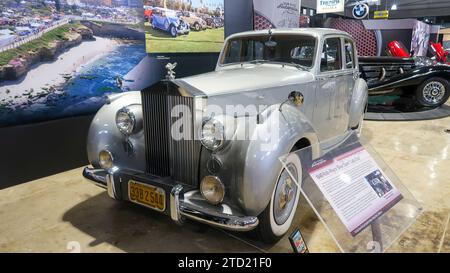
left=359, top=56, right=450, bottom=107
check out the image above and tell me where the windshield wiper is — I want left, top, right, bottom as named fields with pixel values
left=289, top=62, right=309, bottom=71
left=243, top=60, right=309, bottom=71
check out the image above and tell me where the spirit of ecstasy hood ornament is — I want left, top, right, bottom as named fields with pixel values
left=165, top=62, right=178, bottom=80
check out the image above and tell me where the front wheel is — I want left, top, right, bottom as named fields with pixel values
left=258, top=153, right=302, bottom=243
left=169, top=25, right=178, bottom=37
left=194, top=22, right=200, bottom=31
left=415, top=77, right=450, bottom=107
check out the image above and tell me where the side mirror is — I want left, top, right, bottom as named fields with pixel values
left=279, top=91, right=304, bottom=112
left=288, top=91, right=304, bottom=107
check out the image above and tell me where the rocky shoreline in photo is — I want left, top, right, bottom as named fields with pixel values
left=0, top=25, right=94, bottom=82
left=0, top=38, right=146, bottom=127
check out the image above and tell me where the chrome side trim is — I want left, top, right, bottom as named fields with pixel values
left=170, top=185, right=184, bottom=224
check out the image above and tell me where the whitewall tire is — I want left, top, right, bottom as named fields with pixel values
left=258, top=153, right=302, bottom=243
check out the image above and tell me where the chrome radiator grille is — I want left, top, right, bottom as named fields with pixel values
left=141, top=89, right=201, bottom=187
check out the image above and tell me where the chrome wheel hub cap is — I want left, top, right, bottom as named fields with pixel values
left=273, top=163, right=298, bottom=225
left=423, top=81, right=445, bottom=104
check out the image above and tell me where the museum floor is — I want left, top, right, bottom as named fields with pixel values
left=1, top=108, right=450, bottom=253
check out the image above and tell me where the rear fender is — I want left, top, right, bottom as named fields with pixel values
left=349, top=78, right=368, bottom=129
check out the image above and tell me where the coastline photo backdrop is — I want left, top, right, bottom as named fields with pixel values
left=0, top=0, right=147, bottom=127
left=144, top=0, right=225, bottom=53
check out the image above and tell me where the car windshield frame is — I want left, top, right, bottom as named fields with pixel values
left=219, top=34, right=318, bottom=70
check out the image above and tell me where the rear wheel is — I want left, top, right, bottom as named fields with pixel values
left=415, top=77, right=450, bottom=107
left=258, top=153, right=302, bottom=243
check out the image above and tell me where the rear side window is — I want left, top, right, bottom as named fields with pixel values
left=320, top=38, right=342, bottom=72
left=344, top=39, right=355, bottom=69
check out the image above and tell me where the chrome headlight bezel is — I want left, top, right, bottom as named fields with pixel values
left=200, top=117, right=226, bottom=151
left=115, top=105, right=142, bottom=136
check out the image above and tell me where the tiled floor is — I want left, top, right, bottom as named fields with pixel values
left=0, top=105, right=449, bottom=253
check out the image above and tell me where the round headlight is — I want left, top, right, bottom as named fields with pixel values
left=200, top=176, right=225, bottom=205
left=201, top=118, right=225, bottom=151
left=116, top=107, right=136, bottom=135
left=99, top=150, right=114, bottom=170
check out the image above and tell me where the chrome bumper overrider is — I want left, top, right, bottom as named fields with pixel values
left=82, top=167, right=259, bottom=232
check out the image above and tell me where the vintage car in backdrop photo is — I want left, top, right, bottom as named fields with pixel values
left=82, top=28, right=368, bottom=243
left=180, top=11, right=208, bottom=31
left=359, top=40, right=450, bottom=107
left=197, top=13, right=224, bottom=29
left=151, top=7, right=190, bottom=37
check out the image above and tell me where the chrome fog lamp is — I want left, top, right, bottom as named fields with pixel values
left=99, top=150, right=114, bottom=170
left=200, top=117, right=225, bottom=151
left=200, top=176, right=225, bottom=205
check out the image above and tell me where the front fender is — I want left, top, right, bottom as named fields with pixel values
left=86, top=91, right=146, bottom=173
left=349, top=78, right=368, bottom=129
left=238, top=104, right=319, bottom=216
left=168, top=17, right=179, bottom=27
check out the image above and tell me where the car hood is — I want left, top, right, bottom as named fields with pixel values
left=177, top=64, right=314, bottom=97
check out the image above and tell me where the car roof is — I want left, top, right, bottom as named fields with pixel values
left=227, top=28, right=351, bottom=40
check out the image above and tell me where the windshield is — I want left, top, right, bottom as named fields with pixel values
left=220, top=35, right=317, bottom=68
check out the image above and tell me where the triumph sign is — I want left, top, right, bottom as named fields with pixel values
left=317, top=0, right=345, bottom=14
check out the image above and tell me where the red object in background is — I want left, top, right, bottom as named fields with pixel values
left=430, top=42, right=449, bottom=63
left=144, top=9, right=153, bottom=20
left=387, top=41, right=411, bottom=57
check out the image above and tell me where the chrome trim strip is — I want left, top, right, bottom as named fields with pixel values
left=172, top=79, right=207, bottom=97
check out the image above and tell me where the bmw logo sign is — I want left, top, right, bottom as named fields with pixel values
left=353, top=3, right=369, bottom=19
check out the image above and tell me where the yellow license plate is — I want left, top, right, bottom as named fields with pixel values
left=128, top=180, right=165, bottom=212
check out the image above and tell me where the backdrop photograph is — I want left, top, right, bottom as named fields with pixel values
left=144, top=0, right=224, bottom=53
left=0, top=0, right=147, bottom=127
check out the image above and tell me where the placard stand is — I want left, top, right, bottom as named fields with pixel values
left=279, top=132, right=422, bottom=253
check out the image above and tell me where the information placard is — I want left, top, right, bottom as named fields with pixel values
left=279, top=132, right=422, bottom=253
left=308, top=143, right=403, bottom=236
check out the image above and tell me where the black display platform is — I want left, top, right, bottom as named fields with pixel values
left=365, top=95, right=450, bottom=121
left=0, top=115, right=93, bottom=190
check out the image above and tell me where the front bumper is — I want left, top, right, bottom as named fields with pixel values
left=177, top=24, right=190, bottom=34
left=177, top=28, right=189, bottom=35
left=83, top=167, right=258, bottom=232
